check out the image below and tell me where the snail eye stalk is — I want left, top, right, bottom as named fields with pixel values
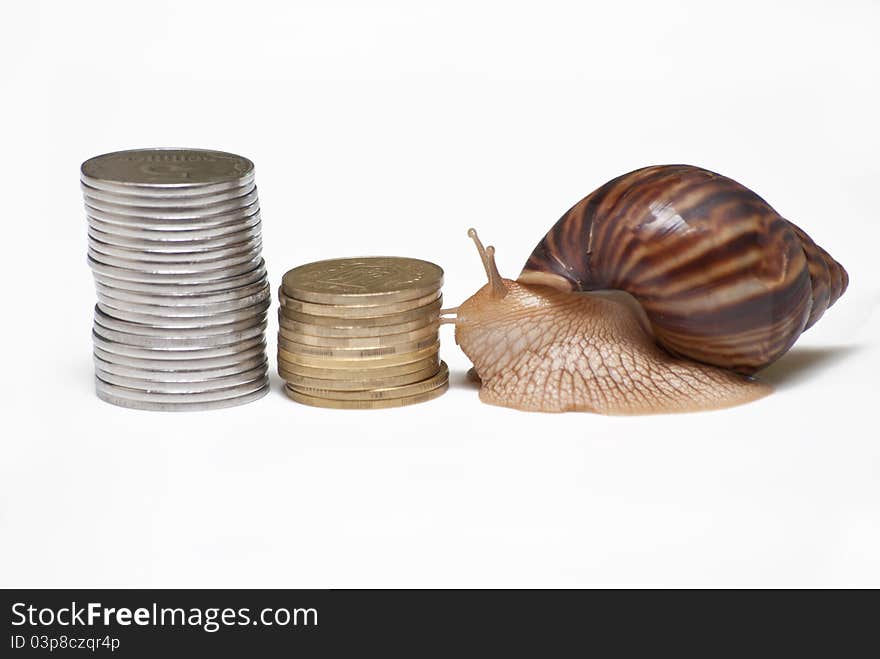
left=468, top=228, right=508, bottom=299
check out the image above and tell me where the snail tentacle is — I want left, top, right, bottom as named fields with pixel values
left=468, top=228, right=508, bottom=299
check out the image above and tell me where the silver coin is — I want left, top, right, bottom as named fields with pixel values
left=83, top=191, right=259, bottom=217
left=94, top=352, right=268, bottom=381
left=84, top=199, right=260, bottom=228
left=81, top=181, right=257, bottom=208
left=94, top=345, right=267, bottom=373
left=95, top=305, right=267, bottom=331
left=86, top=254, right=258, bottom=288
left=84, top=188, right=259, bottom=220
left=92, top=319, right=267, bottom=351
left=88, top=243, right=264, bottom=268
left=87, top=243, right=262, bottom=273
left=84, top=182, right=256, bottom=206
left=93, top=314, right=267, bottom=343
left=82, top=184, right=257, bottom=211
left=95, top=291, right=270, bottom=318
left=93, top=337, right=266, bottom=365
left=95, top=373, right=268, bottom=402
left=97, top=297, right=270, bottom=325
left=95, top=306, right=269, bottom=333
left=85, top=207, right=261, bottom=236
left=96, top=382, right=269, bottom=411
left=95, top=362, right=268, bottom=393
left=86, top=220, right=262, bottom=248
left=92, top=333, right=268, bottom=361
left=83, top=199, right=260, bottom=230
left=90, top=260, right=267, bottom=295
left=95, top=362, right=270, bottom=388
left=92, top=327, right=268, bottom=352
left=94, top=301, right=269, bottom=328
left=95, top=342, right=267, bottom=371
left=95, top=310, right=268, bottom=339
left=82, top=170, right=256, bottom=198
left=87, top=224, right=262, bottom=251
left=88, top=234, right=262, bottom=263
left=88, top=246, right=261, bottom=274
left=87, top=255, right=261, bottom=284
left=86, top=212, right=262, bottom=240
left=81, top=149, right=254, bottom=188
left=94, top=302, right=268, bottom=339
left=95, top=286, right=270, bottom=317
left=95, top=279, right=270, bottom=307
left=90, top=272, right=269, bottom=298
left=95, top=377, right=269, bottom=411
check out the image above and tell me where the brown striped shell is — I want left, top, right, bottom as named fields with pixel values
left=519, top=165, right=848, bottom=374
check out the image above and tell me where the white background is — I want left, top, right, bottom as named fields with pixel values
left=1, top=0, right=878, bottom=587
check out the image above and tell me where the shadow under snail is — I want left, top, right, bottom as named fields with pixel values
left=442, top=164, right=848, bottom=414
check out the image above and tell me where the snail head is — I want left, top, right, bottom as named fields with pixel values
left=441, top=228, right=565, bottom=370
left=441, top=228, right=517, bottom=329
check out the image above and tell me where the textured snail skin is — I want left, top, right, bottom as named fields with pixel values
left=454, top=280, right=770, bottom=414
left=519, top=165, right=848, bottom=374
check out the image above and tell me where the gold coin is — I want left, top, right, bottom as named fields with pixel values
left=277, top=333, right=438, bottom=358
left=279, top=315, right=438, bottom=339
left=279, top=322, right=438, bottom=348
left=278, top=298, right=442, bottom=328
left=290, top=362, right=449, bottom=400
left=279, top=288, right=440, bottom=318
left=278, top=342, right=439, bottom=368
left=279, top=362, right=442, bottom=391
left=277, top=355, right=440, bottom=380
left=278, top=298, right=442, bottom=327
left=279, top=288, right=441, bottom=318
left=284, top=381, right=449, bottom=409
left=281, top=257, right=444, bottom=305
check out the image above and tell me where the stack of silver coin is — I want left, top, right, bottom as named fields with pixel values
left=82, top=148, right=270, bottom=410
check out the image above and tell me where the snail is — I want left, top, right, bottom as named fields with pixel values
left=442, top=164, right=848, bottom=414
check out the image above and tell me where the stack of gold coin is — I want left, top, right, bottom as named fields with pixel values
left=277, top=257, right=448, bottom=408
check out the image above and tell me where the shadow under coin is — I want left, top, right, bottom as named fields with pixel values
left=760, top=345, right=861, bottom=389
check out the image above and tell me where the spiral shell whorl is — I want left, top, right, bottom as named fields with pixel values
left=520, top=165, right=848, bottom=374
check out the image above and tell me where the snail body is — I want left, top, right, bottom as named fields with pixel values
left=447, top=165, right=848, bottom=414
left=453, top=277, right=771, bottom=414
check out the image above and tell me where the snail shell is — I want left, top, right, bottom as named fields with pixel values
left=519, top=165, right=848, bottom=373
